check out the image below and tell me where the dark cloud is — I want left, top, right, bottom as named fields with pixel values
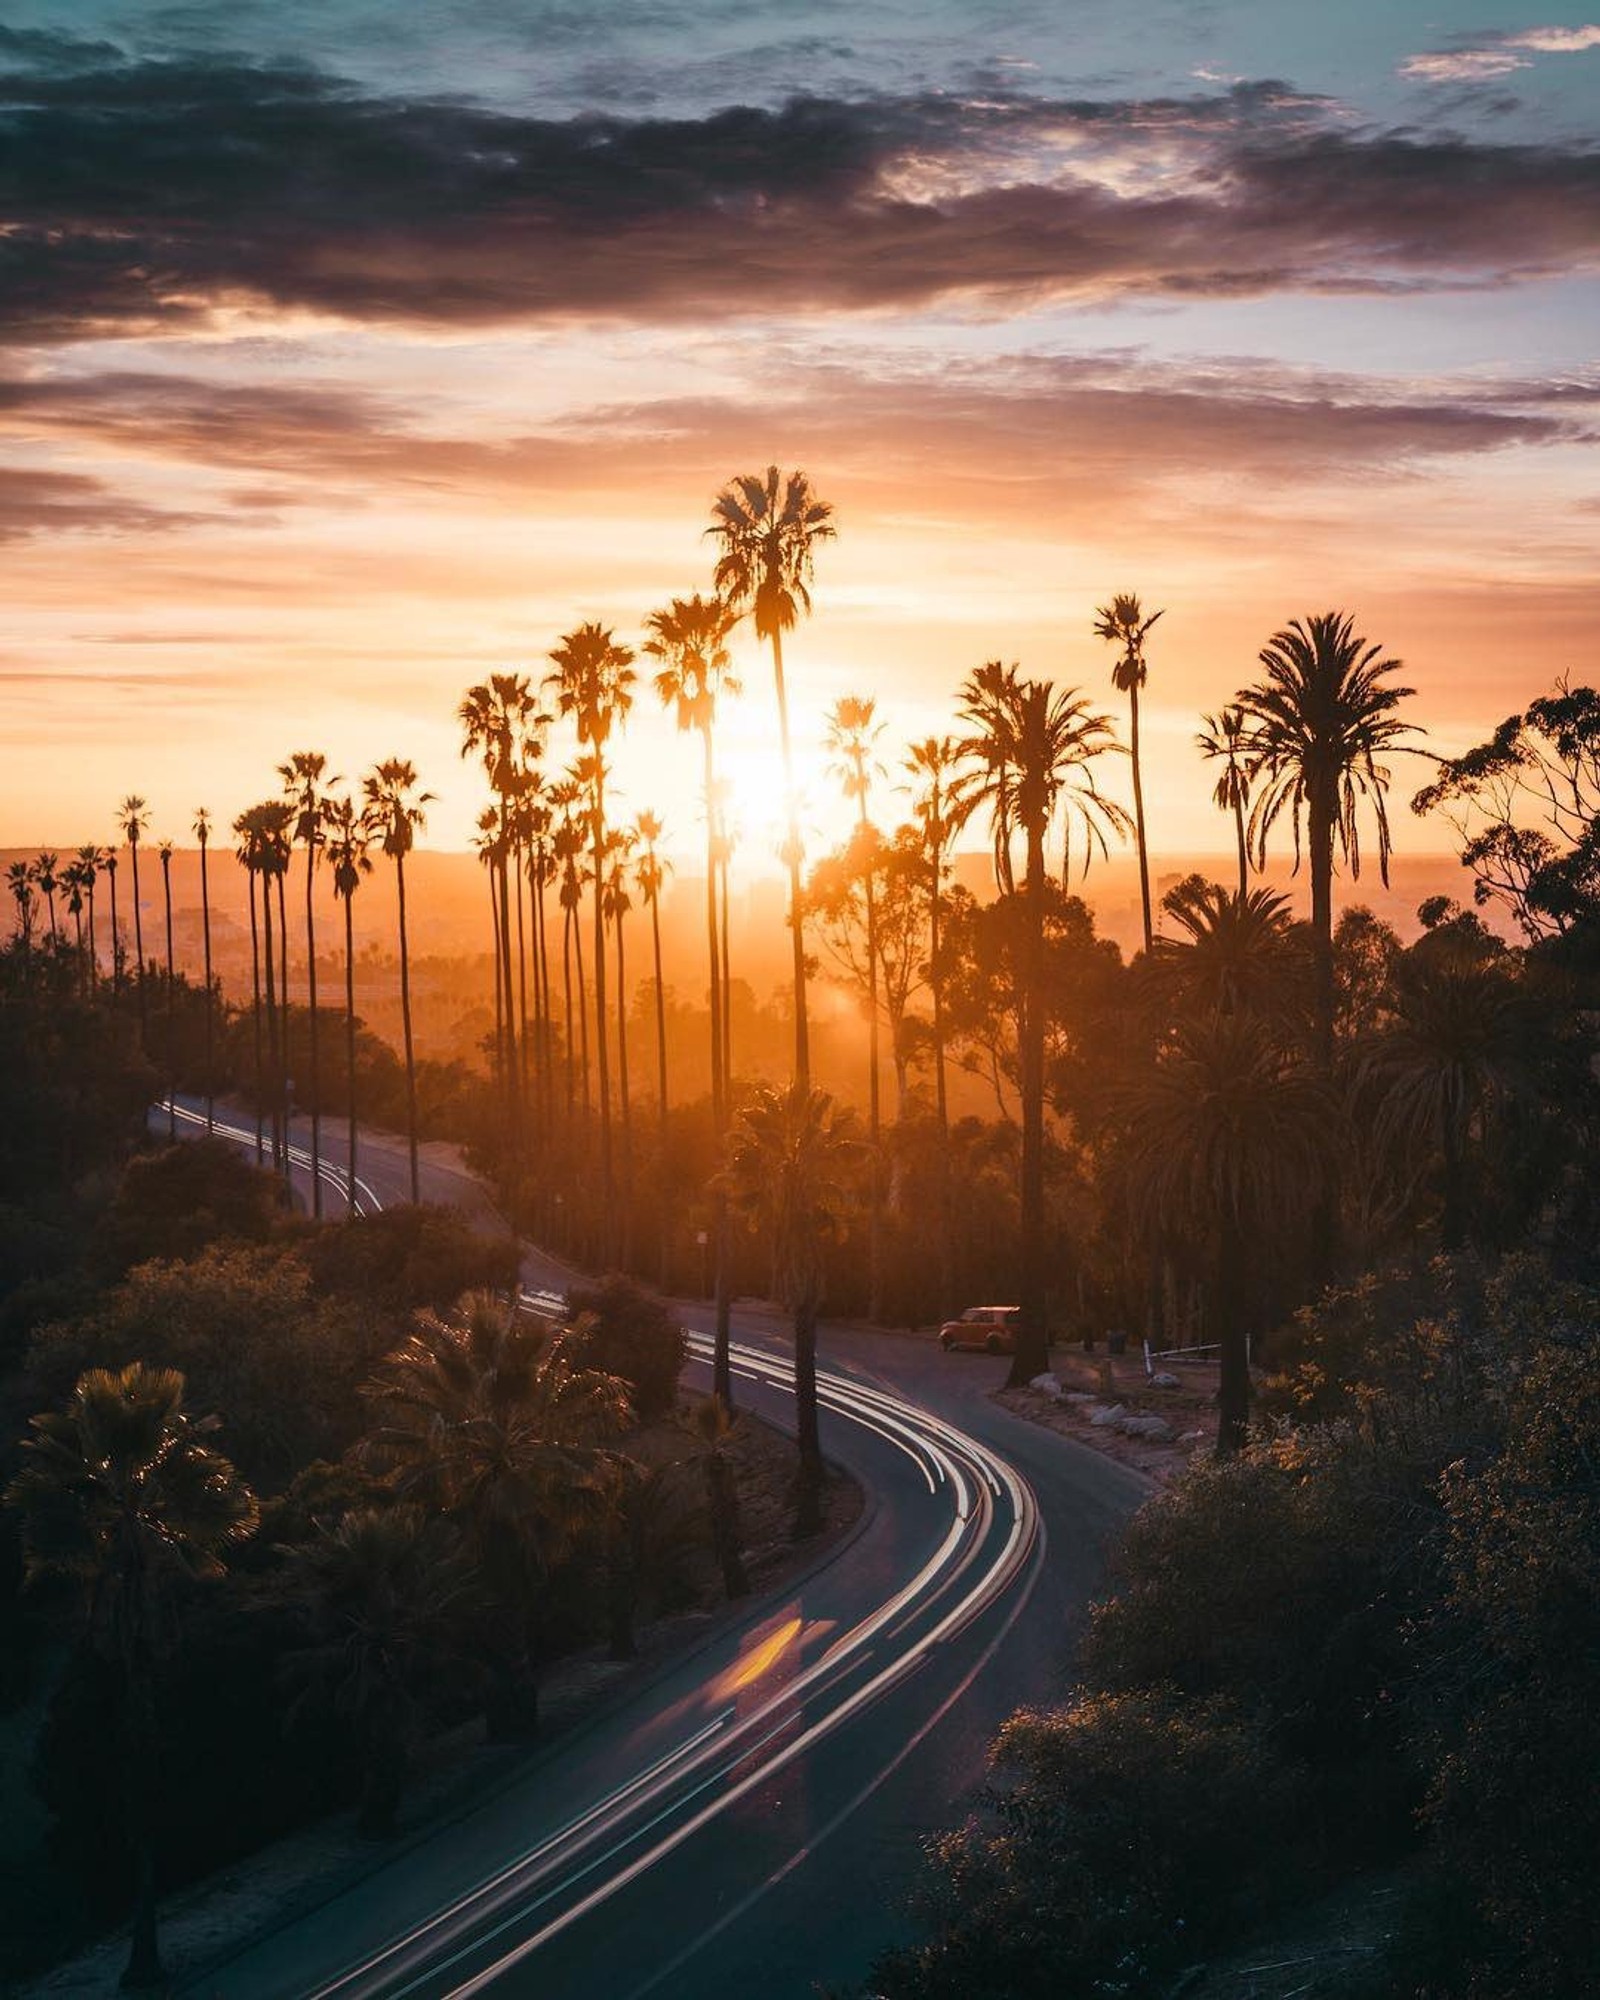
left=0, top=465, right=210, bottom=541
left=1, top=48, right=1597, bottom=343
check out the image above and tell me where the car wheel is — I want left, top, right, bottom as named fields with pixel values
left=939, top=1332, right=952, bottom=1350
left=986, top=1333, right=1003, bottom=1354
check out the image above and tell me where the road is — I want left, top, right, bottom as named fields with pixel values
left=162, top=1100, right=1148, bottom=2000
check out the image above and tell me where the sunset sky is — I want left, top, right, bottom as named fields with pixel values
left=3, top=2, right=1598, bottom=866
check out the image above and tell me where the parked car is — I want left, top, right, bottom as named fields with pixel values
left=938, top=1305, right=1020, bottom=1354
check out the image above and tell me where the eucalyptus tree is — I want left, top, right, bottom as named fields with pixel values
left=957, top=663, right=1125, bottom=1384
left=1235, top=612, right=1418, bottom=1069
left=362, top=759, right=433, bottom=1204
left=193, top=810, right=215, bottom=1130
left=325, top=794, right=372, bottom=1215
left=119, top=795, right=150, bottom=1033
left=158, top=837, right=177, bottom=1137
left=1197, top=705, right=1254, bottom=899
left=1093, top=594, right=1164, bottom=952
left=5, top=1362, right=258, bottom=1989
left=281, top=751, right=335, bottom=1218
left=546, top=624, right=637, bottom=1262
left=708, top=466, right=835, bottom=1088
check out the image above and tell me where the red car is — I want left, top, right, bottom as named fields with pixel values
left=938, top=1306, right=1020, bottom=1354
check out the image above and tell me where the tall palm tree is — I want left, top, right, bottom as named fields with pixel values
left=77, top=844, right=103, bottom=980
left=826, top=694, right=888, bottom=1319
left=158, top=838, right=177, bottom=1137
left=105, top=847, right=122, bottom=994
left=1235, top=613, right=1419, bottom=1069
left=119, top=796, right=150, bottom=1035
left=708, top=466, right=835, bottom=1089
left=1197, top=705, right=1255, bottom=899
left=634, top=812, right=671, bottom=1127
left=325, top=795, right=372, bottom=1216
left=459, top=680, right=529, bottom=1128
left=958, top=664, right=1125, bottom=1385
left=238, top=802, right=293, bottom=1176
left=722, top=1083, right=862, bottom=1536
left=281, top=752, right=334, bottom=1219
left=33, top=850, right=59, bottom=943
left=61, top=853, right=88, bottom=987
left=546, top=624, right=637, bottom=1263
left=603, top=824, right=638, bottom=1265
left=232, top=808, right=267, bottom=1164
left=6, top=858, right=36, bottom=951
left=474, top=805, right=508, bottom=1087
left=549, top=778, right=587, bottom=1126
left=5, top=1362, right=257, bottom=1989
left=1118, top=1013, right=1334, bottom=1450
left=192, top=811, right=215, bottom=1131
left=362, top=760, right=432, bottom=1204
left=362, top=1294, right=630, bottom=1737
left=1093, top=594, right=1164, bottom=953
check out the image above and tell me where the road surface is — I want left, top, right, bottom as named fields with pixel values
left=161, top=1100, right=1148, bottom=1999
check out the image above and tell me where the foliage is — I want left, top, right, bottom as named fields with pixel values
left=294, top=1201, right=519, bottom=1315
left=563, top=1276, right=686, bottom=1422
left=98, top=1138, right=286, bottom=1273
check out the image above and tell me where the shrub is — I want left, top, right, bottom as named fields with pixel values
left=296, top=1203, right=519, bottom=1316
left=563, top=1276, right=686, bottom=1422
left=96, top=1139, right=285, bottom=1275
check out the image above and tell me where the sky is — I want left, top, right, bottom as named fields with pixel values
left=2, top=0, right=1597, bottom=870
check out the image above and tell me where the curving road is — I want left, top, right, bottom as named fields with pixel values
left=161, top=1100, right=1147, bottom=1999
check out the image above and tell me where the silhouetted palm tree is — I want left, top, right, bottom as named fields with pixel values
left=1197, top=705, right=1255, bottom=899
left=634, top=811, right=670, bottom=1130
left=158, top=838, right=177, bottom=1136
left=709, top=466, right=835, bottom=1088
left=119, top=796, right=150, bottom=1034
left=193, top=810, right=215, bottom=1130
left=722, top=1083, right=863, bottom=1536
left=1094, top=594, right=1163, bottom=952
left=958, top=664, right=1125, bottom=1384
left=61, top=852, right=88, bottom=986
left=33, top=849, right=59, bottom=943
left=325, top=795, right=371, bottom=1215
left=282, top=752, right=334, bottom=1218
left=1147, top=877, right=1310, bottom=1025
left=602, top=824, right=638, bottom=1265
left=1118, top=1013, right=1334, bottom=1450
left=547, top=625, right=636, bottom=1262
left=232, top=807, right=267, bottom=1164
left=104, top=847, right=122, bottom=994
left=1236, top=613, right=1419, bottom=1068
left=6, top=858, right=36, bottom=954
left=5, top=1362, right=257, bottom=1989
left=459, top=680, right=530, bottom=1126
left=361, top=760, right=433, bottom=1203
left=685, top=1395, right=749, bottom=1599
left=77, top=844, right=104, bottom=979
left=474, top=804, right=509, bottom=1088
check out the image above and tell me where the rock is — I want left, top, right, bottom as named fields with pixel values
left=1118, top=1413, right=1175, bottom=1441
left=1029, top=1372, right=1063, bottom=1399
left=1088, top=1403, right=1126, bottom=1427
left=1150, top=1371, right=1182, bottom=1390
left=1063, top=1391, right=1095, bottom=1405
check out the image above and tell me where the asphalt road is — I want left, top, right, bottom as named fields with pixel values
left=161, top=1100, right=1148, bottom=2000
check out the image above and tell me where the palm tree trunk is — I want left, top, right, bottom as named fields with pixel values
left=108, top=865, right=122, bottom=995
left=344, top=888, right=359, bottom=1216
left=246, top=867, right=264, bottom=1163
left=860, top=813, right=883, bottom=1323
left=261, top=871, right=284, bottom=1178
left=703, top=728, right=733, bottom=1405
left=1309, top=777, right=1336, bottom=1071
left=534, top=849, right=554, bottom=1126
left=276, top=868, right=291, bottom=1159
left=590, top=779, right=614, bottom=1263
left=1009, top=825, right=1050, bottom=1387
left=650, top=889, right=668, bottom=1128
left=304, top=844, right=323, bottom=1219
left=792, top=1294, right=824, bottom=1538
left=1129, top=681, right=1153, bottom=954
left=497, top=843, right=519, bottom=1136
left=129, top=842, right=146, bottom=1038
left=719, top=850, right=733, bottom=1096
left=615, top=897, right=633, bottom=1269
left=86, top=878, right=98, bottom=985
left=573, top=895, right=591, bottom=1116
left=561, top=904, right=575, bottom=1125
left=770, top=628, right=810, bottom=1089
left=1234, top=793, right=1248, bottom=901
left=513, top=828, right=530, bottom=1111
left=488, top=867, right=505, bottom=1086
left=161, top=859, right=176, bottom=1138
left=200, top=840, right=214, bottom=1133
left=395, top=852, right=420, bottom=1204
left=930, top=835, right=953, bottom=1319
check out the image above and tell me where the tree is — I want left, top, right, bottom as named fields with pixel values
left=1198, top=705, right=1255, bottom=899
left=634, top=811, right=671, bottom=1131
left=361, top=760, right=433, bottom=1204
left=192, top=810, right=215, bottom=1132
left=460, top=677, right=540, bottom=1131
left=157, top=839, right=176, bottom=1138
left=325, top=795, right=371, bottom=1216
left=602, top=823, right=638, bottom=1264
left=685, top=1395, right=749, bottom=1600
left=722, top=1083, right=863, bottom=1536
left=5, top=1363, right=257, bottom=1989
left=78, top=843, right=105, bottom=979
left=119, top=796, right=150, bottom=1037
left=708, top=466, right=835, bottom=1088
left=1117, top=1012, right=1334, bottom=1450
left=646, top=591, right=741, bottom=1400
left=903, top=737, right=967, bottom=1151
left=281, top=752, right=334, bottom=1218
left=1093, top=594, right=1163, bottom=952
left=1236, top=613, right=1418, bottom=1069
left=546, top=625, right=637, bottom=1263
left=34, top=848, right=60, bottom=942
left=234, top=802, right=293, bottom=1175
left=105, top=846, right=123, bottom=994
left=362, top=1295, right=630, bottom=1737
left=7, top=857, right=37, bottom=956
left=957, top=664, right=1125, bottom=1385
left=231, top=808, right=267, bottom=1164
left=1144, top=877, right=1311, bottom=1027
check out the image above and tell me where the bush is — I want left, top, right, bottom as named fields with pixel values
left=97, top=1138, right=286, bottom=1274
left=563, top=1276, right=686, bottom=1422
left=296, top=1203, right=519, bottom=1316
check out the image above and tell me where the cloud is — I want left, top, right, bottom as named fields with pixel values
left=1400, top=22, right=1600, bottom=81
left=0, top=466, right=211, bottom=542
left=2, top=49, right=1598, bottom=345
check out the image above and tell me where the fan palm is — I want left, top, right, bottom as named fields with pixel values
left=1197, top=704, right=1255, bottom=898
left=721, top=1083, right=863, bottom=1536
left=192, top=811, right=215, bottom=1131
left=602, top=825, right=638, bottom=1265
left=232, top=809, right=267, bottom=1163
left=708, top=466, right=835, bottom=1088
left=7, top=857, right=36, bottom=953
left=105, top=847, right=123, bottom=993
left=1146, top=878, right=1311, bottom=1026
left=325, top=796, right=372, bottom=1215
left=33, top=849, right=59, bottom=942
left=77, top=844, right=104, bottom=980
left=281, top=752, right=335, bottom=1217
left=5, top=1363, right=257, bottom=1988
left=634, top=811, right=671, bottom=1131
left=684, top=1395, right=749, bottom=1599
left=119, top=796, right=150, bottom=1034
left=157, top=838, right=177, bottom=1137
left=362, top=760, right=432, bottom=1202
left=1093, top=594, right=1164, bottom=952
left=957, top=664, right=1125, bottom=1384
left=459, top=680, right=531, bottom=1124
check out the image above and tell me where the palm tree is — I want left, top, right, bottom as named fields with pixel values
left=957, top=664, right=1125, bottom=1385
left=1117, top=1013, right=1334, bottom=1450
left=1235, top=613, right=1419, bottom=1069
left=826, top=694, right=888, bottom=1319
left=546, top=624, right=637, bottom=1263
left=722, top=1083, right=863, bottom=1536
left=6, top=857, right=36, bottom=953
left=601, top=825, right=638, bottom=1265
left=708, top=466, right=835, bottom=1088
left=281, top=752, right=334, bottom=1219
left=238, top=802, right=293, bottom=1175
left=634, top=811, right=671, bottom=1131
left=5, top=1363, right=257, bottom=1989
left=459, top=680, right=529, bottom=1127
left=119, top=797, right=150, bottom=1035
left=325, top=796, right=372, bottom=1216
left=549, top=778, right=588, bottom=1127
left=1147, top=877, right=1311, bottom=1025
left=105, top=847, right=123, bottom=994
left=361, top=760, right=433, bottom=1203
left=647, top=593, right=741, bottom=1397
left=192, top=811, right=215, bottom=1131
left=77, top=844, right=104, bottom=980
left=158, top=839, right=177, bottom=1137
left=61, top=853, right=88, bottom=986
left=684, top=1395, right=749, bottom=1599
left=474, top=805, right=508, bottom=1086
left=1197, top=705, right=1255, bottom=899
left=33, top=849, right=59, bottom=943
left=362, top=1295, right=630, bottom=1737
left=1093, top=594, right=1164, bottom=953
left=232, top=808, right=267, bottom=1164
